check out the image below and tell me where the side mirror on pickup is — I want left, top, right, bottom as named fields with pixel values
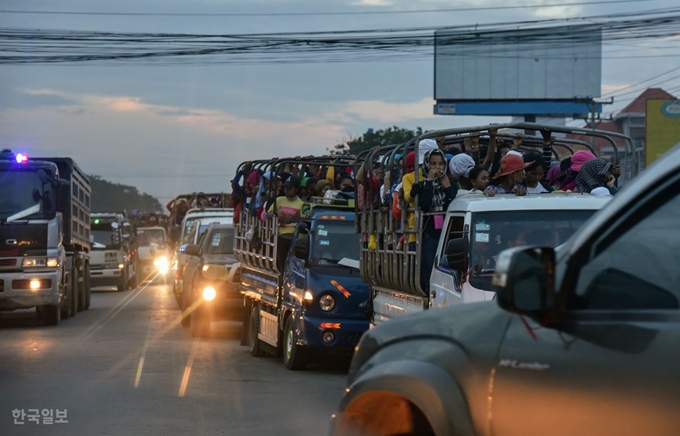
left=294, top=237, right=309, bottom=261
left=493, top=246, right=556, bottom=314
left=180, top=244, right=201, bottom=257
left=446, top=238, right=468, bottom=271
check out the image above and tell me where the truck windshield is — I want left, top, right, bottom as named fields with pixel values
left=137, top=228, right=166, bottom=247
left=91, top=220, right=121, bottom=249
left=205, top=228, right=235, bottom=255
left=312, top=220, right=359, bottom=266
left=468, top=209, right=597, bottom=290
left=0, top=168, right=53, bottom=220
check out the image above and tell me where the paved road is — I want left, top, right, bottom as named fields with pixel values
left=0, top=280, right=347, bottom=436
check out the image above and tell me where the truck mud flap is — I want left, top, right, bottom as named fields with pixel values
left=258, top=311, right=279, bottom=347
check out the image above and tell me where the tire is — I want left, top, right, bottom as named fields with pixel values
left=128, top=266, right=138, bottom=290
left=43, top=303, right=60, bottom=326
left=117, top=272, right=127, bottom=292
left=84, top=263, right=91, bottom=310
left=61, top=276, right=73, bottom=319
left=77, top=266, right=86, bottom=312
left=248, top=304, right=262, bottom=357
left=180, top=279, right=191, bottom=328
left=70, top=268, right=79, bottom=317
left=190, top=305, right=211, bottom=338
left=283, top=315, right=308, bottom=370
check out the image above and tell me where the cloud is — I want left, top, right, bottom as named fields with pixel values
left=334, top=97, right=434, bottom=123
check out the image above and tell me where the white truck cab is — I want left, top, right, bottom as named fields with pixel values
left=370, top=193, right=612, bottom=325
left=172, top=208, right=234, bottom=305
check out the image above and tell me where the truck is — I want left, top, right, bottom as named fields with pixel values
left=0, top=149, right=92, bottom=325
left=89, top=212, right=139, bottom=292
left=357, top=123, right=638, bottom=326
left=234, top=157, right=370, bottom=370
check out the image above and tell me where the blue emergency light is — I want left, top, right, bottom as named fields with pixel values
left=15, top=153, right=28, bottom=163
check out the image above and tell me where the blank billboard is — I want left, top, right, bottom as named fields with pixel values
left=434, top=24, right=602, bottom=101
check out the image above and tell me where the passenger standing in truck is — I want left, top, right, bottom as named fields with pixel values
left=412, top=149, right=457, bottom=292
left=268, top=176, right=303, bottom=271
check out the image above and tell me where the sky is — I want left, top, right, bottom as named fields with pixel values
left=1, top=0, right=679, bottom=206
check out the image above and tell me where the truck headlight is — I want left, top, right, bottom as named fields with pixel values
left=319, top=294, right=336, bottom=312
left=22, top=258, right=59, bottom=268
left=154, top=256, right=169, bottom=274
left=202, top=286, right=217, bottom=301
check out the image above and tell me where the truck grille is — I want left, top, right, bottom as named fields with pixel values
left=0, top=259, right=17, bottom=267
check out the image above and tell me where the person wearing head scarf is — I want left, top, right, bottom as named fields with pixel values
left=575, top=158, right=618, bottom=195
left=448, top=153, right=476, bottom=189
left=562, top=150, right=596, bottom=191
left=412, top=149, right=457, bottom=293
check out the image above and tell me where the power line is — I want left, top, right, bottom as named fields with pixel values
left=0, top=0, right=657, bottom=18
left=602, top=65, right=680, bottom=97
left=2, top=10, right=679, bottom=65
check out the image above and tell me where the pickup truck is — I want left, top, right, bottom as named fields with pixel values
left=358, top=122, right=635, bottom=326
left=330, top=143, right=680, bottom=436
left=178, top=223, right=242, bottom=338
left=234, top=157, right=370, bottom=370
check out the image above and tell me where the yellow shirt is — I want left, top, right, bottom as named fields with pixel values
left=401, top=170, right=422, bottom=243
left=268, top=196, right=304, bottom=235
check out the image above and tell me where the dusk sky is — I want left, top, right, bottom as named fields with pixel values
left=1, top=0, right=679, bottom=205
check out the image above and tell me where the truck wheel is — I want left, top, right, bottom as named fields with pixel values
left=128, top=269, right=138, bottom=290
left=43, top=303, right=60, bottom=326
left=283, top=315, right=308, bottom=370
left=84, top=263, right=91, bottom=310
left=70, top=269, right=79, bottom=317
left=61, top=280, right=73, bottom=319
left=117, top=273, right=127, bottom=292
left=248, top=304, right=262, bottom=357
left=190, top=305, right=211, bottom=338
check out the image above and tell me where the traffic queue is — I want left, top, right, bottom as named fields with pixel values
left=162, top=122, right=638, bottom=370
left=157, top=122, right=679, bottom=434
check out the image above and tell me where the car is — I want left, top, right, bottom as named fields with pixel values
left=330, top=143, right=680, bottom=436
left=178, top=223, right=244, bottom=337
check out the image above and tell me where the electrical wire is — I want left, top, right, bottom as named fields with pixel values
left=0, top=0, right=658, bottom=18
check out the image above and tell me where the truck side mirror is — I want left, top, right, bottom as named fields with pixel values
left=297, top=222, right=309, bottom=235
left=180, top=244, right=200, bottom=257
left=294, top=236, right=309, bottom=261
left=493, top=246, right=556, bottom=314
left=446, top=238, right=468, bottom=271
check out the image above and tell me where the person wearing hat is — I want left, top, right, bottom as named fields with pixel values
left=486, top=153, right=533, bottom=195
left=268, top=175, right=304, bottom=271
left=314, top=179, right=331, bottom=200
left=561, top=150, right=596, bottom=192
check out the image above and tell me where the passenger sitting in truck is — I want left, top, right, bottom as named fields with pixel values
left=486, top=154, right=533, bottom=196
left=523, top=153, right=555, bottom=194
left=575, top=158, right=619, bottom=195
left=338, top=174, right=355, bottom=193
left=411, top=149, right=457, bottom=292
left=561, top=150, right=596, bottom=191
left=448, top=153, right=476, bottom=190
left=268, top=175, right=304, bottom=271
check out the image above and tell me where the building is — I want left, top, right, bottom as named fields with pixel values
left=568, top=88, right=677, bottom=173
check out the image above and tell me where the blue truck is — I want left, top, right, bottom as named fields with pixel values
left=233, top=158, right=370, bottom=370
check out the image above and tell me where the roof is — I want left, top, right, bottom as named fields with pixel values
left=618, top=88, right=677, bottom=116
left=448, top=192, right=612, bottom=213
